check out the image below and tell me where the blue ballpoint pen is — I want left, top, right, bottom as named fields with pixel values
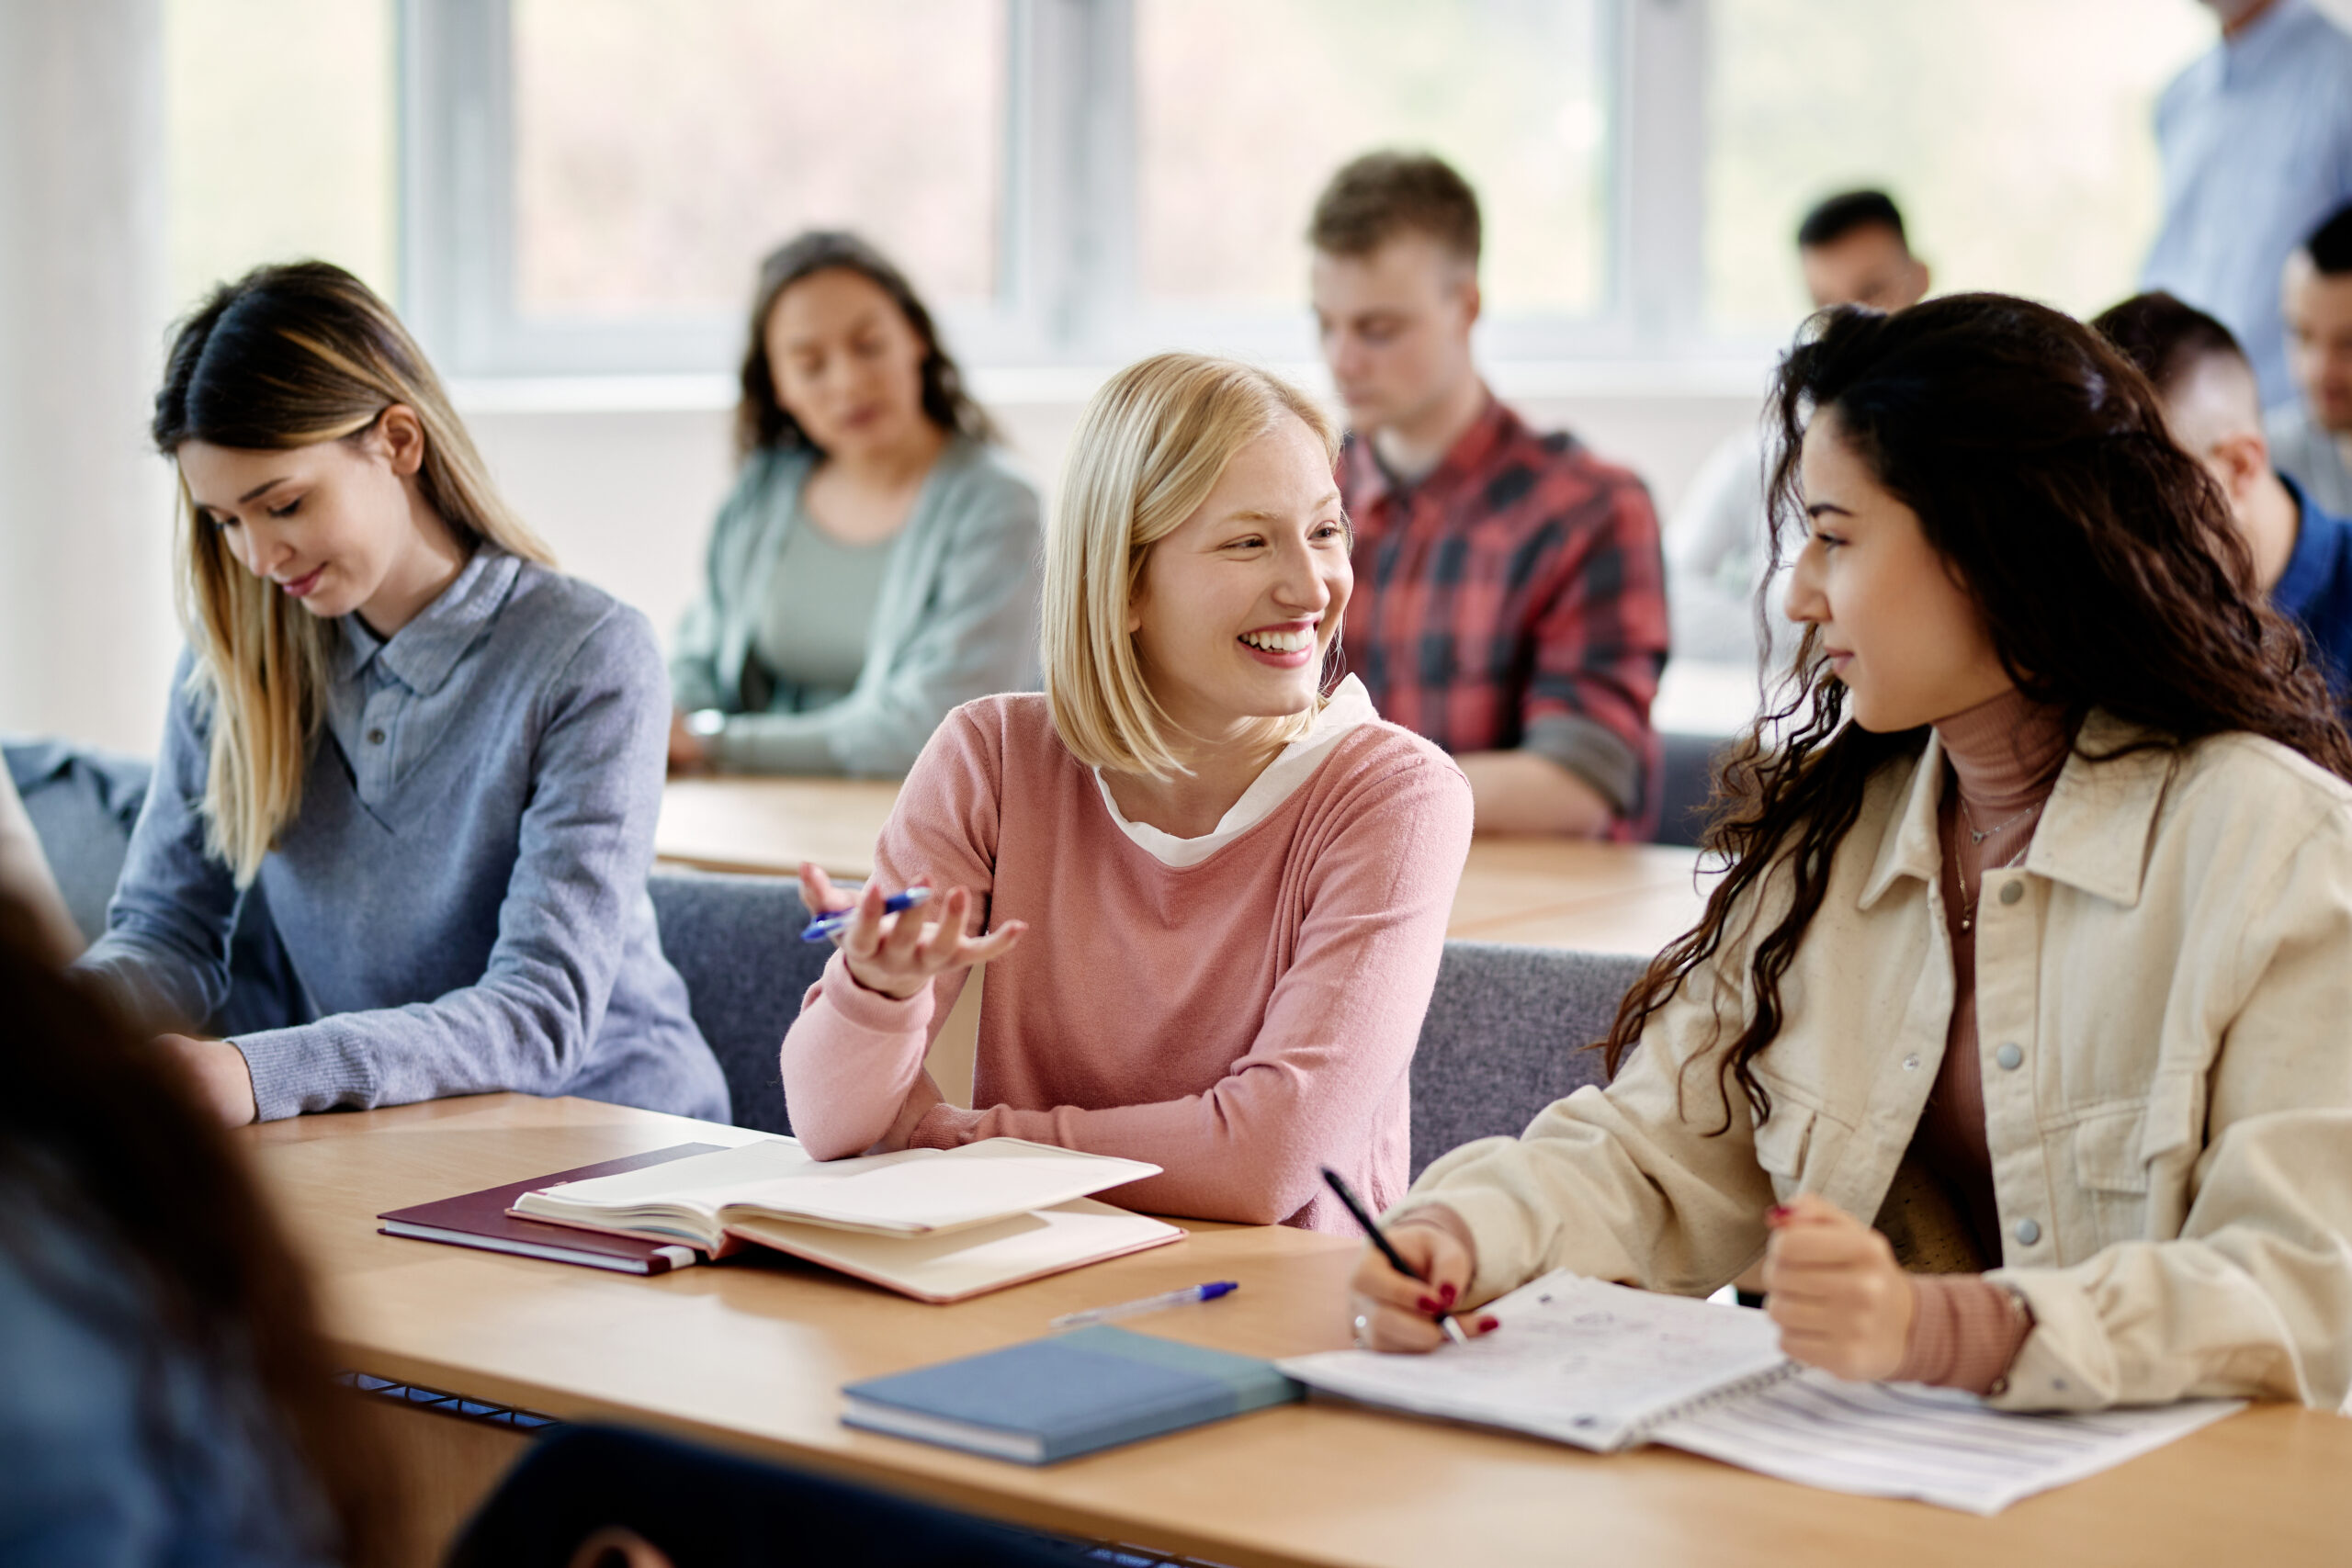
left=799, top=886, right=933, bottom=942
left=1049, top=1281, right=1239, bottom=1330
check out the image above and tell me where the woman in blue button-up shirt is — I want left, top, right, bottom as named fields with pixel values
left=75, top=262, right=728, bottom=1126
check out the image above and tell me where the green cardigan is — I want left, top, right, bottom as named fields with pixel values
left=670, top=436, right=1042, bottom=776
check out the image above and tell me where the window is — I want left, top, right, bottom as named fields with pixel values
left=510, top=0, right=1004, bottom=322
left=1706, top=0, right=2213, bottom=334
left=164, top=0, right=398, bottom=311
left=1133, top=0, right=1608, bottom=315
left=401, top=0, right=2233, bottom=381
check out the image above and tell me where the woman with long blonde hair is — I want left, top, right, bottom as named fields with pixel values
left=779, top=353, right=1474, bottom=1230
left=75, top=262, right=727, bottom=1126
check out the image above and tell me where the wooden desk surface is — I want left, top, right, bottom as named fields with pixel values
left=660, top=777, right=1715, bottom=957
left=255, top=1094, right=2352, bottom=1568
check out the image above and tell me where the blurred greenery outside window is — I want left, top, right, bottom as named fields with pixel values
left=511, top=0, right=1005, bottom=322
left=1707, top=0, right=2212, bottom=335
left=1134, top=0, right=1608, bottom=316
left=160, top=0, right=2234, bottom=367
left=164, top=0, right=398, bottom=316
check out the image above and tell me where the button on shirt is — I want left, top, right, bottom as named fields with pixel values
left=80, top=549, right=728, bottom=1123
left=1337, top=394, right=1669, bottom=837
left=2141, top=0, right=2352, bottom=408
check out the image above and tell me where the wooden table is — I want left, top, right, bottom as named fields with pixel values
left=660, top=778, right=1715, bottom=957
left=259, top=1095, right=2352, bottom=1568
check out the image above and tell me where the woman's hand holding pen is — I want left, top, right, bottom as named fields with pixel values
left=797, top=863, right=1027, bottom=1001
left=1345, top=1206, right=1497, bottom=1353
left=1761, top=1193, right=1916, bottom=1381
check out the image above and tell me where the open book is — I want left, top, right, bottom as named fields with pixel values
left=1278, top=1270, right=2242, bottom=1514
left=510, top=1136, right=1182, bottom=1303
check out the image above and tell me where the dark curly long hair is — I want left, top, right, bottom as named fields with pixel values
left=732, top=230, right=997, bottom=463
left=1605, top=293, right=2352, bottom=1130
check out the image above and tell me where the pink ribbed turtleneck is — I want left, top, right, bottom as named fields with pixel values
left=1894, top=684, right=2073, bottom=1393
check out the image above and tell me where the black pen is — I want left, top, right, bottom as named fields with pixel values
left=1320, top=1166, right=1469, bottom=1345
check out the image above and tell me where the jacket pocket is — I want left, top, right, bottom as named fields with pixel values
left=1751, top=1098, right=1819, bottom=1192
left=2072, top=1104, right=2150, bottom=1194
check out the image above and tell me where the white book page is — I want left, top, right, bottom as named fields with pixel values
left=520, top=1137, right=1160, bottom=1235
left=722, top=1140, right=1161, bottom=1234
left=522, top=1137, right=815, bottom=1220
left=1653, top=1371, right=2245, bottom=1514
left=1277, top=1270, right=1789, bottom=1451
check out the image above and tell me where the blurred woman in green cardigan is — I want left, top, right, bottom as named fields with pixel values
left=670, top=231, right=1042, bottom=777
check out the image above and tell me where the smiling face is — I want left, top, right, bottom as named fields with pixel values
left=1127, top=414, right=1353, bottom=741
left=1782, top=412, right=2012, bottom=731
left=177, top=408, right=460, bottom=635
left=763, top=266, right=934, bottom=460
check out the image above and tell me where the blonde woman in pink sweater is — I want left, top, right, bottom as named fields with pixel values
left=779, top=354, right=1475, bottom=1231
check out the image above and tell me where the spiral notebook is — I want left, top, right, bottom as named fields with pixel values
left=1279, top=1270, right=2243, bottom=1513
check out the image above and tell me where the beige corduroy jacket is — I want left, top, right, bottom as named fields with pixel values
left=1395, top=713, right=2352, bottom=1413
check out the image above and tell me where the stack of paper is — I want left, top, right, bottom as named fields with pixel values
left=1279, top=1271, right=2242, bottom=1513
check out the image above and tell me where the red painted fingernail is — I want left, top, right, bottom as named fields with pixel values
left=1767, top=1203, right=1792, bottom=1224
left=1477, top=1316, right=1500, bottom=1333
left=1439, top=1282, right=1458, bottom=1306
left=1418, top=1295, right=1442, bottom=1314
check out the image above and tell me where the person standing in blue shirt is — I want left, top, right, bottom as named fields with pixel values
left=76, top=262, right=728, bottom=1126
left=2141, top=0, right=2352, bottom=411
left=2097, top=291, right=2352, bottom=696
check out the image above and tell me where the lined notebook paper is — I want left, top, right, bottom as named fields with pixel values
left=1279, top=1270, right=2243, bottom=1513
left=1280, top=1271, right=1792, bottom=1452
left=1653, top=1371, right=2240, bottom=1515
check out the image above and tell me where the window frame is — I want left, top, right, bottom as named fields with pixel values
left=398, top=0, right=1729, bottom=380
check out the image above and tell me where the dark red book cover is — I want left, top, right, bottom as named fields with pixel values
left=378, top=1143, right=726, bottom=1275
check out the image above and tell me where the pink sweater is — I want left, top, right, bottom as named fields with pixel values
left=777, top=694, right=1475, bottom=1232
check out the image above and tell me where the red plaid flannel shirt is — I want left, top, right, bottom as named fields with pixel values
left=1336, top=393, right=1669, bottom=839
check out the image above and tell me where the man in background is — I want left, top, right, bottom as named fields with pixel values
left=2270, top=203, right=2352, bottom=516
left=2096, top=289, right=2352, bottom=698
left=1308, top=152, right=1668, bottom=839
left=1666, top=189, right=1930, bottom=666
left=2140, top=0, right=2352, bottom=410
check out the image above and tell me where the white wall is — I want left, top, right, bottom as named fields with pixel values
left=0, top=0, right=178, bottom=755
left=466, top=380, right=1762, bottom=659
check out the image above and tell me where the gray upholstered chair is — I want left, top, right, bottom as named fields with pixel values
left=647, top=868, right=825, bottom=1137
left=1408, top=942, right=1649, bottom=1178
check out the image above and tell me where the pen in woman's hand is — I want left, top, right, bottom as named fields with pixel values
left=1322, top=1166, right=1469, bottom=1344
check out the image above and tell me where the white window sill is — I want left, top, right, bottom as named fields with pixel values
left=450, top=356, right=1777, bottom=418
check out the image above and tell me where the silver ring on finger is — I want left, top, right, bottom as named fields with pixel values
left=1352, top=1314, right=1371, bottom=1345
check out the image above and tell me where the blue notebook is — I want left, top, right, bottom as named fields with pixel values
left=841, top=1325, right=1302, bottom=1463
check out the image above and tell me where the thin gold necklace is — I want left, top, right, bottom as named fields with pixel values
left=1954, top=797, right=2041, bottom=934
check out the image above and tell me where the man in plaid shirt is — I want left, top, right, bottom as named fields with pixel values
left=1310, top=152, right=1669, bottom=839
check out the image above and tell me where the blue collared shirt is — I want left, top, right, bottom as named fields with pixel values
left=79, top=548, right=729, bottom=1122
left=2142, top=0, right=2352, bottom=409
left=2272, top=474, right=2352, bottom=701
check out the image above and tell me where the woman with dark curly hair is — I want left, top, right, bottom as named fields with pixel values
left=668, top=231, right=1042, bottom=777
left=1347, top=294, right=2352, bottom=1415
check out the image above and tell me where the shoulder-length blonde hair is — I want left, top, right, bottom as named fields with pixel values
left=151, top=261, right=556, bottom=885
left=1043, top=353, right=1340, bottom=780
